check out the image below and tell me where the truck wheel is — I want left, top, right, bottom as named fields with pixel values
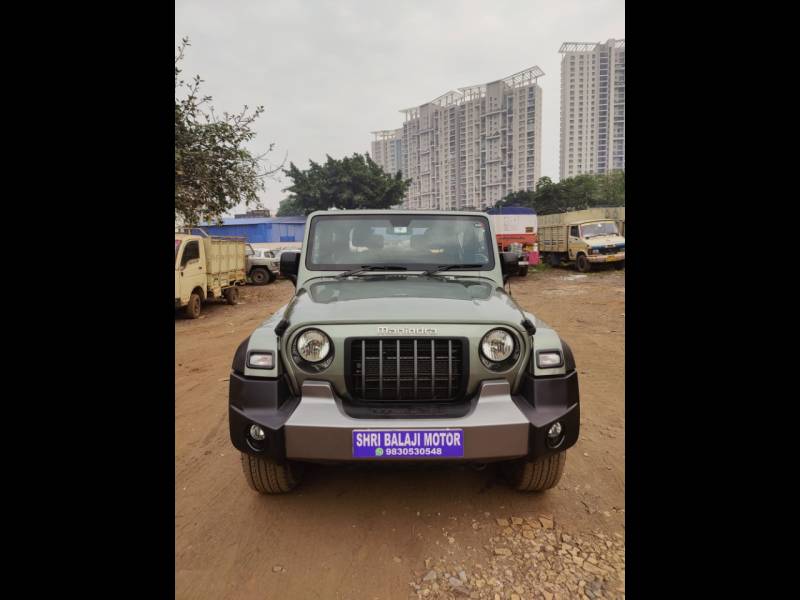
left=184, top=293, right=202, bottom=319
left=250, top=268, right=269, bottom=286
left=240, top=453, right=303, bottom=494
left=614, top=260, right=625, bottom=270
left=223, top=287, right=239, bottom=305
left=576, top=254, right=591, bottom=273
left=505, top=451, right=566, bottom=492
left=267, top=269, right=276, bottom=283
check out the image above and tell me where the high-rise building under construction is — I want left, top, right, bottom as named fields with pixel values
left=370, top=66, right=544, bottom=210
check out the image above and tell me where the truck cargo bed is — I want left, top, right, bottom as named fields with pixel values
left=202, top=236, right=246, bottom=288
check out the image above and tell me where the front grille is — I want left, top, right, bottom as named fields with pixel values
left=348, top=338, right=465, bottom=402
left=598, top=245, right=623, bottom=255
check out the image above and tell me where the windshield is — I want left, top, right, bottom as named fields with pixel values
left=306, top=214, right=495, bottom=271
left=580, top=221, right=619, bottom=238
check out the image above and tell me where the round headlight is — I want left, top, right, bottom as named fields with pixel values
left=296, top=329, right=331, bottom=363
left=481, top=329, right=515, bottom=362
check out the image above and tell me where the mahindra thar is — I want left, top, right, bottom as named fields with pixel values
left=229, top=210, right=579, bottom=493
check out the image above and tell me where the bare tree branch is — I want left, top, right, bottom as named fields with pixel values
left=175, top=36, right=283, bottom=224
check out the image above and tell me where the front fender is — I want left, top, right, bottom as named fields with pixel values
left=521, top=311, right=570, bottom=377
left=242, top=305, right=290, bottom=379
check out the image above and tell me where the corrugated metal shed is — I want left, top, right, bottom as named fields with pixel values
left=199, top=216, right=307, bottom=243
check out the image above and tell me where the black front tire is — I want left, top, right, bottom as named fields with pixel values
left=575, top=254, right=591, bottom=272
left=250, top=268, right=269, bottom=286
left=240, top=453, right=303, bottom=494
left=184, top=293, right=202, bottom=319
left=505, top=451, right=566, bottom=492
left=614, top=260, right=625, bottom=270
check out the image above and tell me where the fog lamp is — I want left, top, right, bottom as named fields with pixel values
left=546, top=421, right=564, bottom=448
left=249, top=425, right=266, bottom=441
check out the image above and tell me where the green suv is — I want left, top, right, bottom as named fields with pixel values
left=229, top=211, right=580, bottom=493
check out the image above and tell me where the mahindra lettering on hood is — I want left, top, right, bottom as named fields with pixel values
left=229, top=210, right=580, bottom=494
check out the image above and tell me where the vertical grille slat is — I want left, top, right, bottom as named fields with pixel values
left=378, top=339, right=383, bottom=399
left=349, top=338, right=464, bottom=402
left=396, top=340, right=401, bottom=398
left=413, top=339, right=418, bottom=398
left=448, top=340, right=452, bottom=398
left=430, top=339, right=435, bottom=398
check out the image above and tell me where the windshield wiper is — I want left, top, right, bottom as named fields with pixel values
left=421, top=264, right=484, bottom=277
left=336, top=265, right=408, bottom=278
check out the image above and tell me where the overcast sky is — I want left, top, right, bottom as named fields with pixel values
left=175, top=0, right=624, bottom=216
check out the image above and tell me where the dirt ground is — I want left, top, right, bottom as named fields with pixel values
left=175, top=267, right=625, bottom=599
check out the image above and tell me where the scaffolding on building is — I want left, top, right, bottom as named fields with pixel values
left=559, top=39, right=625, bottom=53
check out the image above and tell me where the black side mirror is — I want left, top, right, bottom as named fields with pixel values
left=499, top=252, right=519, bottom=282
left=280, top=252, right=300, bottom=286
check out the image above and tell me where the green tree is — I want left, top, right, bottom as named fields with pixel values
left=275, top=196, right=305, bottom=216
left=175, top=37, right=282, bottom=225
left=493, top=189, right=537, bottom=209
left=282, top=153, right=411, bottom=215
left=559, top=174, right=599, bottom=211
left=597, top=170, right=625, bottom=206
left=491, top=172, right=625, bottom=215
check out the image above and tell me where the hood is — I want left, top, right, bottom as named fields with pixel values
left=585, top=234, right=625, bottom=248
left=283, top=275, right=526, bottom=326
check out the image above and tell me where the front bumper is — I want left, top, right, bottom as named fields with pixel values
left=588, top=252, right=625, bottom=263
left=229, top=371, right=579, bottom=463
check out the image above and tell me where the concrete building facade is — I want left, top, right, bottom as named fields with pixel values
left=370, top=128, right=404, bottom=178
left=372, top=66, right=544, bottom=211
left=559, top=39, right=625, bottom=179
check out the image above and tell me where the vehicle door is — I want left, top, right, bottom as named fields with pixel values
left=176, top=239, right=205, bottom=303
left=568, top=225, right=581, bottom=259
left=175, top=239, right=182, bottom=300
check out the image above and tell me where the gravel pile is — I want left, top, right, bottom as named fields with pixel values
left=409, top=515, right=625, bottom=600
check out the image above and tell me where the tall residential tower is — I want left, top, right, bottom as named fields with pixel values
left=370, top=128, right=404, bottom=178
left=371, top=66, right=544, bottom=210
left=559, top=39, right=625, bottom=179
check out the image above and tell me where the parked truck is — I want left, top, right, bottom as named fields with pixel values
left=175, top=229, right=247, bottom=319
left=538, top=208, right=625, bottom=272
left=487, top=207, right=538, bottom=276
left=245, top=244, right=278, bottom=285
